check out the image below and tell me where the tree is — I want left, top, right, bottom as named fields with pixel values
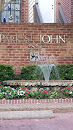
left=0, top=0, right=16, bottom=14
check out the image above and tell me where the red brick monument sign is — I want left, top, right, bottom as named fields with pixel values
left=0, top=23, right=73, bottom=75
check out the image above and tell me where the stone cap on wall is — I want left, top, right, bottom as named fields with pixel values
left=3, top=80, right=73, bottom=87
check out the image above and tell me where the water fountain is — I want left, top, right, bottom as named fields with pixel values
left=3, top=48, right=73, bottom=87
left=38, top=49, right=59, bottom=83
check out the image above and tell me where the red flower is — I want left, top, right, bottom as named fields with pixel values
left=40, top=96, right=42, bottom=97
left=61, top=93, right=63, bottom=94
left=71, top=87, right=73, bottom=90
left=69, top=85, right=71, bottom=88
left=66, top=91, right=69, bottom=93
left=22, top=87, right=23, bottom=89
left=0, top=86, right=2, bottom=88
left=25, top=94, right=28, bottom=96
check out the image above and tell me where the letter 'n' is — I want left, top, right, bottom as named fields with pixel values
left=59, top=35, right=65, bottom=43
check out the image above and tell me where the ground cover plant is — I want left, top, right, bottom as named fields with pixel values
left=0, top=84, right=73, bottom=99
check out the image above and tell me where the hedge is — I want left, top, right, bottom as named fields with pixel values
left=21, top=65, right=44, bottom=80
left=0, top=64, right=15, bottom=82
left=21, top=64, right=73, bottom=80
left=0, top=64, right=73, bottom=82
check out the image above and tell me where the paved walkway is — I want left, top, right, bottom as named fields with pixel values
left=0, top=113, right=73, bottom=130
left=0, top=99, right=73, bottom=119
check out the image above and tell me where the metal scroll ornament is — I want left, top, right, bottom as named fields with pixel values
left=9, top=15, right=13, bottom=20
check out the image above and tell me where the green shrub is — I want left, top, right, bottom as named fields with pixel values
left=49, top=66, right=60, bottom=80
left=13, top=76, right=22, bottom=80
left=48, top=64, right=73, bottom=80
left=21, top=65, right=60, bottom=80
left=21, top=65, right=44, bottom=80
left=0, top=64, right=15, bottom=82
left=21, top=64, right=73, bottom=80
left=57, top=65, right=73, bottom=80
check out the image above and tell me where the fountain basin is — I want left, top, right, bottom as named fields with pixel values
left=3, top=80, right=73, bottom=87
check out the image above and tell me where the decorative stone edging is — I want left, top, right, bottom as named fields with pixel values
left=0, top=98, right=73, bottom=104
left=3, top=80, right=73, bottom=86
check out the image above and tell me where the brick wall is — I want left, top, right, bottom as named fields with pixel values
left=56, top=0, right=71, bottom=23
left=71, top=0, right=73, bottom=23
left=0, top=23, right=73, bottom=75
left=22, top=0, right=28, bottom=23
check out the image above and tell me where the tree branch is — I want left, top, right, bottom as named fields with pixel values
left=0, top=0, right=15, bottom=14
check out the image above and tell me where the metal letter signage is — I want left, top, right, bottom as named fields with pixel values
left=40, top=35, right=66, bottom=43
left=0, top=34, right=20, bottom=43
left=0, top=33, right=66, bottom=44
left=24, top=34, right=33, bottom=43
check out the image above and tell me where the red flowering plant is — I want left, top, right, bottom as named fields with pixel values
left=60, top=84, right=73, bottom=98
left=0, top=85, right=4, bottom=98
left=0, top=85, right=17, bottom=99
left=16, top=86, right=31, bottom=99
left=31, top=88, right=49, bottom=99
left=0, top=84, right=73, bottom=99
left=24, top=87, right=31, bottom=99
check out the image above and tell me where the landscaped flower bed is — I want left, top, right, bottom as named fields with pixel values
left=0, top=84, right=73, bottom=99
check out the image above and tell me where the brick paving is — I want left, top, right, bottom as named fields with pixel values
left=0, top=98, right=73, bottom=104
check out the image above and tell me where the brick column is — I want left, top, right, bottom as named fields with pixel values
left=22, top=0, right=28, bottom=23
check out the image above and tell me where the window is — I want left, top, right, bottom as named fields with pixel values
left=1, top=0, right=22, bottom=23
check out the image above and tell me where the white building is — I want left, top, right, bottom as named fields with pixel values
left=28, top=0, right=56, bottom=23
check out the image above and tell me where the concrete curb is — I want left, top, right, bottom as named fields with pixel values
left=0, top=102, right=73, bottom=113
left=0, top=110, right=54, bottom=119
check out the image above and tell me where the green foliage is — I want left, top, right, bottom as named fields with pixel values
left=52, top=91, right=59, bottom=98
left=0, top=64, right=73, bottom=82
left=21, top=65, right=44, bottom=80
left=0, top=64, right=15, bottom=82
left=49, top=65, right=73, bottom=80
left=49, top=66, right=60, bottom=80
left=57, top=65, right=73, bottom=80
left=13, top=76, right=22, bottom=80
left=21, top=64, right=73, bottom=80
